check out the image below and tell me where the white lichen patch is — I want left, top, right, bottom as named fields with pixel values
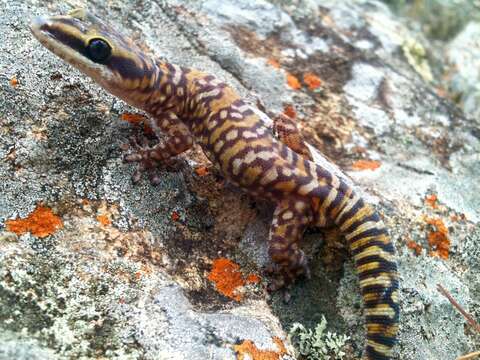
left=288, top=316, right=350, bottom=360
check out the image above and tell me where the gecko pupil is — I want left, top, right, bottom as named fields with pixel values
left=86, top=38, right=111, bottom=63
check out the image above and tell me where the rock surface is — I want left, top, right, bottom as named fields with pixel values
left=1, top=1, right=479, bottom=359
left=446, top=22, right=480, bottom=121
left=382, top=0, right=480, bottom=40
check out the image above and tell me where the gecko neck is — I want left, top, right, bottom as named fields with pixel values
left=141, top=60, right=235, bottom=137
left=139, top=60, right=191, bottom=117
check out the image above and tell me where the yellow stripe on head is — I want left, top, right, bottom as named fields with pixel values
left=30, top=9, right=157, bottom=110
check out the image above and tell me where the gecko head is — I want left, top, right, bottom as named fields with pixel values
left=30, top=9, right=157, bottom=108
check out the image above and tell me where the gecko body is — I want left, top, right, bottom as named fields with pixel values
left=31, top=9, right=399, bottom=359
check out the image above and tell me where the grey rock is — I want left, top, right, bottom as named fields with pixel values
left=446, top=22, right=480, bottom=122
left=1, top=0, right=479, bottom=359
left=382, top=0, right=480, bottom=40
left=0, top=331, right=57, bottom=360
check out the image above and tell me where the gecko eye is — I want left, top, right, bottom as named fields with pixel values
left=86, top=38, right=111, bottom=63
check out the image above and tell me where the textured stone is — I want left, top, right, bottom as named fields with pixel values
left=1, top=1, right=479, bottom=359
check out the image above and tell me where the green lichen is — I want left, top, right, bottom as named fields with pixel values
left=288, top=316, right=350, bottom=360
left=401, top=37, right=433, bottom=83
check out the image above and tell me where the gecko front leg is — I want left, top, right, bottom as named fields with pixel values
left=124, top=111, right=193, bottom=184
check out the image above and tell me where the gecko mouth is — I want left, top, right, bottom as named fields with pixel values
left=30, top=16, right=89, bottom=60
left=30, top=16, right=56, bottom=48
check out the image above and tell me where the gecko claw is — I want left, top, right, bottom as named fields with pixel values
left=129, top=163, right=162, bottom=185
left=296, top=250, right=311, bottom=280
left=132, top=169, right=142, bottom=184
left=128, top=134, right=148, bottom=148
left=304, top=265, right=311, bottom=280
left=148, top=169, right=161, bottom=185
left=267, top=277, right=285, bottom=292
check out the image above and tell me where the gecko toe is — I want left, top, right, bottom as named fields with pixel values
left=266, top=278, right=292, bottom=303
left=267, top=276, right=286, bottom=292
left=296, top=250, right=311, bottom=279
left=265, top=249, right=311, bottom=295
left=283, top=289, right=292, bottom=303
left=148, top=170, right=161, bottom=185
left=304, top=265, right=311, bottom=280
left=124, top=153, right=142, bottom=163
left=132, top=169, right=142, bottom=184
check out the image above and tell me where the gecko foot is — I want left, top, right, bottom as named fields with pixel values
left=122, top=135, right=172, bottom=185
left=265, top=251, right=311, bottom=302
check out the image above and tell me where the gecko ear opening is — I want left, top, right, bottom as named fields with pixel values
left=86, top=38, right=112, bottom=64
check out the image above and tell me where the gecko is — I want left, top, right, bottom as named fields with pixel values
left=30, top=9, right=399, bottom=360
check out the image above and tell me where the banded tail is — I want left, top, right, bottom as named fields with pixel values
left=273, top=112, right=400, bottom=358
left=334, top=193, right=399, bottom=359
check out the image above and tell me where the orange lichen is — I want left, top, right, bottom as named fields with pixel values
left=246, top=273, right=261, bottom=284
left=407, top=240, right=422, bottom=256
left=283, top=104, right=296, bottom=119
left=208, top=258, right=260, bottom=301
left=171, top=211, right=180, bottom=222
left=121, top=112, right=154, bottom=135
left=321, top=14, right=335, bottom=27
left=121, top=112, right=147, bottom=124
left=195, top=166, right=209, bottom=176
left=352, top=146, right=368, bottom=154
left=267, top=58, right=281, bottom=69
left=303, top=72, right=322, bottom=90
left=425, top=194, right=438, bottom=209
left=208, top=258, right=245, bottom=301
left=450, top=213, right=466, bottom=222
left=6, top=206, right=63, bottom=238
left=352, top=159, right=381, bottom=171
left=134, top=266, right=152, bottom=280
left=234, top=337, right=287, bottom=360
left=143, top=123, right=154, bottom=136
left=426, top=218, right=450, bottom=259
left=96, top=214, right=111, bottom=226
left=286, top=73, right=301, bottom=90
left=9, top=76, right=18, bottom=87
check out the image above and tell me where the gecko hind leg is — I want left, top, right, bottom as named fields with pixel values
left=274, top=112, right=347, bottom=267
left=266, top=198, right=313, bottom=294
